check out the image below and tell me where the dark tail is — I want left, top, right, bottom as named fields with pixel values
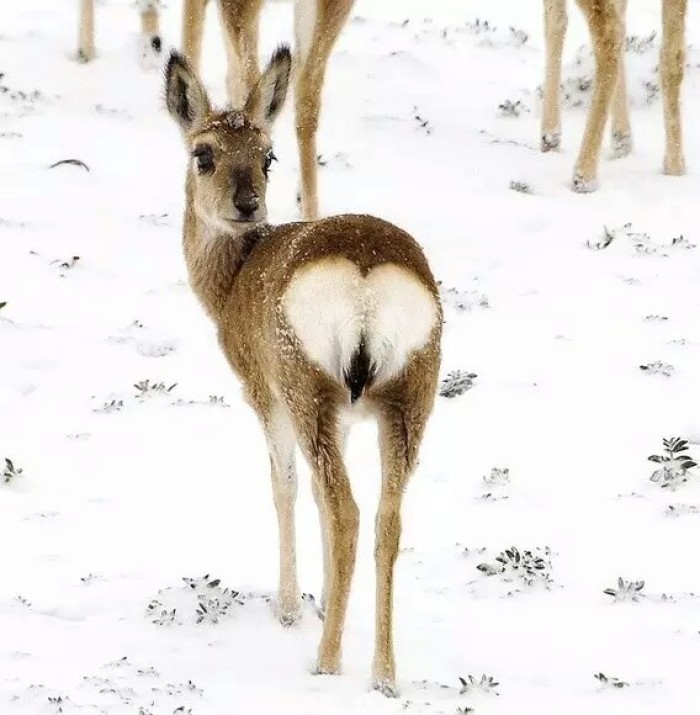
left=344, top=336, right=375, bottom=403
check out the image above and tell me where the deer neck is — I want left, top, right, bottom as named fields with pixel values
left=182, top=184, right=268, bottom=322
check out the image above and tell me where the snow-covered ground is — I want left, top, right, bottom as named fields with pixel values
left=2, top=1, right=700, bottom=713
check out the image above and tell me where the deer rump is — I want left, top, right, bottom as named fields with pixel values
left=283, top=258, right=438, bottom=402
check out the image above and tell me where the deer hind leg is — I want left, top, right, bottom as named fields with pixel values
left=541, top=0, right=568, bottom=152
left=609, top=0, right=632, bottom=158
left=571, top=0, right=623, bottom=192
left=77, top=0, right=95, bottom=63
left=265, top=404, right=302, bottom=625
left=182, top=0, right=209, bottom=71
left=371, top=361, right=438, bottom=697
left=218, top=0, right=265, bottom=107
left=288, top=387, right=358, bottom=674
left=294, top=0, right=354, bottom=220
left=661, top=0, right=687, bottom=175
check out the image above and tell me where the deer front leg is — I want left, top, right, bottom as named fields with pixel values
left=265, top=405, right=302, bottom=625
left=610, top=0, right=632, bottom=158
left=311, top=476, right=330, bottom=617
left=572, top=0, right=623, bottom=192
left=661, top=0, right=687, bottom=176
left=541, top=0, right=568, bottom=152
left=77, top=0, right=95, bottom=63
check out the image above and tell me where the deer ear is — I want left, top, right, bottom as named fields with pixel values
left=244, top=45, right=292, bottom=130
left=164, top=50, right=210, bottom=132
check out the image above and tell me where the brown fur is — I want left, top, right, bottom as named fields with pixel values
left=77, top=0, right=162, bottom=63
left=181, top=0, right=355, bottom=220
left=165, top=48, right=442, bottom=695
left=541, top=0, right=687, bottom=190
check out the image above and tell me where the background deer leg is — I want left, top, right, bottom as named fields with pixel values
left=219, top=0, right=264, bottom=107
left=661, top=0, right=687, bottom=175
left=182, top=0, right=209, bottom=70
left=77, top=0, right=95, bottom=63
left=541, top=0, right=568, bottom=152
left=294, top=0, right=354, bottom=220
left=572, top=0, right=623, bottom=191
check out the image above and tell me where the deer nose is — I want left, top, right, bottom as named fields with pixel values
left=234, top=193, right=259, bottom=219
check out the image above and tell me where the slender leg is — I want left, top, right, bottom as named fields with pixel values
left=219, top=0, right=265, bottom=107
left=294, top=0, right=354, bottom=220
left=182, top=0, right=209, bottom=71
left=290, top=392, right=359, bottom=674
left=541, top=0, right=568, bottom=152
left=77, top=0, right=95, bottom=63
left=265, top=405, right=302, bottom=625
left=610, top=0, right=632, bottom=158
left=661, top=0, right=687, bottom=175
left=371, top=398, right=432, bottom=696
left=572, top=0, right=623, bottom=192
left=311, top=477, right=330, bottom=615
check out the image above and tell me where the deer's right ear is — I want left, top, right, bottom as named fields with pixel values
left=164, top=51, right=210, bottom=132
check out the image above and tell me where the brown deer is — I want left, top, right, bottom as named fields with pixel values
left=77, top=0, right=163, bottom=64
left=164, top=46, right=442, bottom=695
left=541, top=0, right=687, bottom=191
left=180, top=0, right=354, bottom=221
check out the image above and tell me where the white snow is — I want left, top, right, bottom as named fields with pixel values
left=2, top=1, right=700, bottom=713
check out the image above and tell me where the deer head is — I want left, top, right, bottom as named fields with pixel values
left=165, top=46, right=292, bottom=232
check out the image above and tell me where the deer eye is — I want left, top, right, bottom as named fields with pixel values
left=263, top=150, right=276, bottom=177
left=192, top=145, right=214, bottom=174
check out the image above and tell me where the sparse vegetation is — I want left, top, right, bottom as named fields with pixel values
left=594, top=672, right=629, bottom=689
left=413, top=107, right=433, bottom=135
left=133, top=380, right=178, bottom=398
left=509, top=180, right=533, bottom=194
left=604, top=577, right=645, bottom=602
left=625, top=32, right=656, bottom=54
left=94, top=399, right=124, bottom=414
left=498, top=99, right=527, bottom=117
left=51, top=255, right=80, bottom=270
left=639, top=361, right=674, bottom=377
left=147, top=575, right=245, bottom=627
left=649, top=437, right=697, bottom=490
left=439, top=370, right=477, bottom=398
left=477, top=546, right=553, bottom=587
left=458, top=674, right=500, bottom=695
left=3, top=458, right=23, bottom=483
left=483, top=467, right=510, bottom=487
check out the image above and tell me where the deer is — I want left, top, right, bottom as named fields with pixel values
left=540, top=0, right=687, bottom=192
left=163, top=45, right=442, bottom=695
left=77, top=0, right=163, bottom=64
left=180, top=0, right=355, bottom=221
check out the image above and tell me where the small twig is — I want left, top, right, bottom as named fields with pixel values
left=49, top=159, right=90, bottom=172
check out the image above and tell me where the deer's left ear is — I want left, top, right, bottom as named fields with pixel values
left=244, top=45, right=292, bottom=130
left=164, top=50, right=211, bottom=133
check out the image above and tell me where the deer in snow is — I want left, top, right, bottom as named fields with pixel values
left=180, top=0, right=354, bottom=221
left=541, top=0, right=687, bottom=191
left=164, top=45, right=442, bottom=695
left=77, top=0, right=163, bottom=64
